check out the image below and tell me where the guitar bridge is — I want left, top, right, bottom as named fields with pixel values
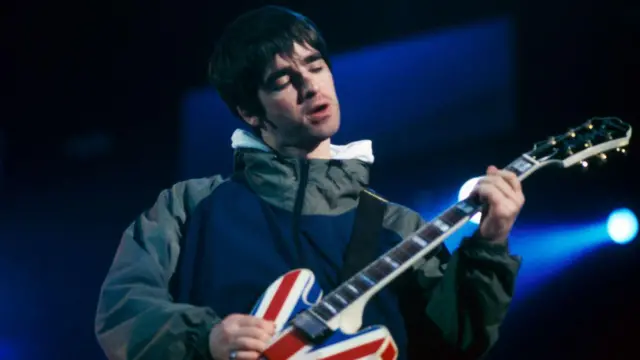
left=290, top=311, right=333, bottom=344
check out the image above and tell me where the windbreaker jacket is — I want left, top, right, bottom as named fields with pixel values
left=95, top=130, right=522, bottom=360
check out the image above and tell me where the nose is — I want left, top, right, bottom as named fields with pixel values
left=295, top=73, right=318, bottom=104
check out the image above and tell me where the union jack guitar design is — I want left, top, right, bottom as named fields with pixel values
left=250, top=117, right=631, bottom=360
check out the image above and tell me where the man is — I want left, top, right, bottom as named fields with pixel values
left=95, top=5, right=523, bottom=360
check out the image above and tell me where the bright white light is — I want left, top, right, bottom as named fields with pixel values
left=458, top=176, right=483, bottom=224
left=607, top=208, right=638, bottom=244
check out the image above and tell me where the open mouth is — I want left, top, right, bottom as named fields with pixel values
left=310, top=104, right=329, bottom=114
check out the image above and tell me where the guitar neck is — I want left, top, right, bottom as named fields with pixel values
left=308, top=154, right=542, bottom=323
left=289, top=116, right=631, bottom=341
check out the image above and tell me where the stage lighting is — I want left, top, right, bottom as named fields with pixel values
left=458, top=176, right=483, bottom=224
left=607, top=208, right=638, bottom=244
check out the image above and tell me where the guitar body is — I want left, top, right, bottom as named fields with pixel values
left=251, top=269, right=398, bottom=360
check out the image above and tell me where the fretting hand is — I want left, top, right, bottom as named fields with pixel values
left=472, top=165, right=525, bottom=244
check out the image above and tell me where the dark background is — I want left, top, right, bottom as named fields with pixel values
left=4, top=0, right=639, bottom=359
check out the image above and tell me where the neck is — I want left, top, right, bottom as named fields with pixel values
left=263, top=134, right=332, bottom=159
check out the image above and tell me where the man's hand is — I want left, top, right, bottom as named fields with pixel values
left=209, top=314, right=276, bottom=360
left=472, top=165, right=525, bottom=244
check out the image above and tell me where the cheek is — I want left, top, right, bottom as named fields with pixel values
left=260, top=92, right=299, bottom=119
left=320, top=72, right=336, bottom=94
left=264, top=97, right=298, bottom=118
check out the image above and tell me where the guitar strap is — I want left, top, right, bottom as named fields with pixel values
left=339, top=189, right=388, bottom=283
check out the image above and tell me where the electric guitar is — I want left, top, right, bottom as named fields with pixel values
left=249, top=117, right=632, bottom=360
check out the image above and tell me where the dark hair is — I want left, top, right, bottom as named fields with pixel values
left=207, top=6, right=331, bottom=119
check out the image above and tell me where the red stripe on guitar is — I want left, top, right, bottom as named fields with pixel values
left=262, top=270, right=301, bottom=322
left=319, top=339, right=385, bottom=360
left=262, top=329, right=308, bottom=360
left=381, top=341, right=397, bottom=360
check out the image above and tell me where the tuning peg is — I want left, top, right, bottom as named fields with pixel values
left=594, top=153, right=608, bottom=167
left=580, top=160, right=588, bottom=168
left=548, top=137, right=556, bottom=145
left=616, top=147, right=627, bottom=155
left=584, top=140, right=592, bottom=148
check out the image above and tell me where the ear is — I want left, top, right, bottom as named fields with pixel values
left=237, top=106, right=260, bottom=128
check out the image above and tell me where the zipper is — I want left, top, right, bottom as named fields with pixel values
left=291, top=158, right=310, bottom=268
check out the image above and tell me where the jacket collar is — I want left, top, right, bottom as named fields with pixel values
left=230, top=129, right=373, bottom=215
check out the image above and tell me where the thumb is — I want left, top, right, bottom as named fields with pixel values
left=487, top=165, right=499, bottom=174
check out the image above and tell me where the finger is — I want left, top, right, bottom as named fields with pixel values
left=498, top=170, right=525, bottom=205
left=487, top=165, right=523, bottom=194
left=474, top=183, right=500, bottom=204
left=234, top=337, right=269, bottom=353
left=233, top=350, right=261, bottom=360
left=236, top=316, right=275, bottom=334
left=477, top=176, right=519, bottom=205
left=498, top=169, right=522, bottom=194
left=476, top=185, right=519, bottom=219
left=474, top=183, right=516, bottom=216
left=486, top=165, right=520, bottom=190
left=235, top=327, right=274, bottom=342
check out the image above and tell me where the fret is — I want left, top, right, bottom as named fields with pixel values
left=505, top=156, right=535, bottom=177
left=363, top=265, right=385, bottom=282
left=388, top=245, right=412, bottom=263
left=431, top=218, right=450, bottom=232
left=416, top=224, right=444, bottom=242
left=332, top=293, right=348, bottom=305
left=346, top=283, right=359, bottom=295
left=323, top=301, right=337, bottom=313
left=313, top=302, right=336, bottom=320
left=465, top=196, right=483, bottom=207
left=336, top=285, right=357, bottom=302
left=439, top=206, right=470, bottom=225
left=372, top=258, right=396, bottom=276
left=349, top=277, right=371, bottom=293
left=343, top=285, right=359, bottom=299
left=456, top=200, right=476, bottom=214
left=403, top=236, right=425, bottom=254
left=358, top=273, right=376, bottom=287
left=404, top=236, right=424, bottom=250
left=382, top=255, right=400, bottom=269
left=324, top=294, right=347, bottom=312
left=411, top=234, right=428, bottom=247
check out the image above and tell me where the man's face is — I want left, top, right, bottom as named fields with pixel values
left=253, top=42, right=340, bottom=149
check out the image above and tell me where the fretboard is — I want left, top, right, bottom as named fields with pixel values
left=308, top=154, right=538, bottom=323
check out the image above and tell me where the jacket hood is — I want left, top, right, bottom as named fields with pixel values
left=230, top=129, right=375, bottom=164
left=230, top=129, right=373, bottom=215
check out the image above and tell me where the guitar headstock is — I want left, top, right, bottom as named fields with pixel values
left=527, top=117, right=632, bottom=168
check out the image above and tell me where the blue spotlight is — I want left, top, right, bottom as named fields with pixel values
left=607, top=208, right=638, bottom=244
left=458, top=176, right=483, bottom=224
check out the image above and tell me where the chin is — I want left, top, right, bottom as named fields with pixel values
left=312, top=117, right=340, bottom=139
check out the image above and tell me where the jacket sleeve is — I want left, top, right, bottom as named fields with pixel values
left=94, top=177, right=224, bottom=360
left=413, top=230, right=522, bottom=359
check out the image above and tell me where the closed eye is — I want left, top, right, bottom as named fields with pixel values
left=264, top=58, right=327, bottom=91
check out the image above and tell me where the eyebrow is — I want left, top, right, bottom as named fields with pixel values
left=263, top=52, right=324, bottom=85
